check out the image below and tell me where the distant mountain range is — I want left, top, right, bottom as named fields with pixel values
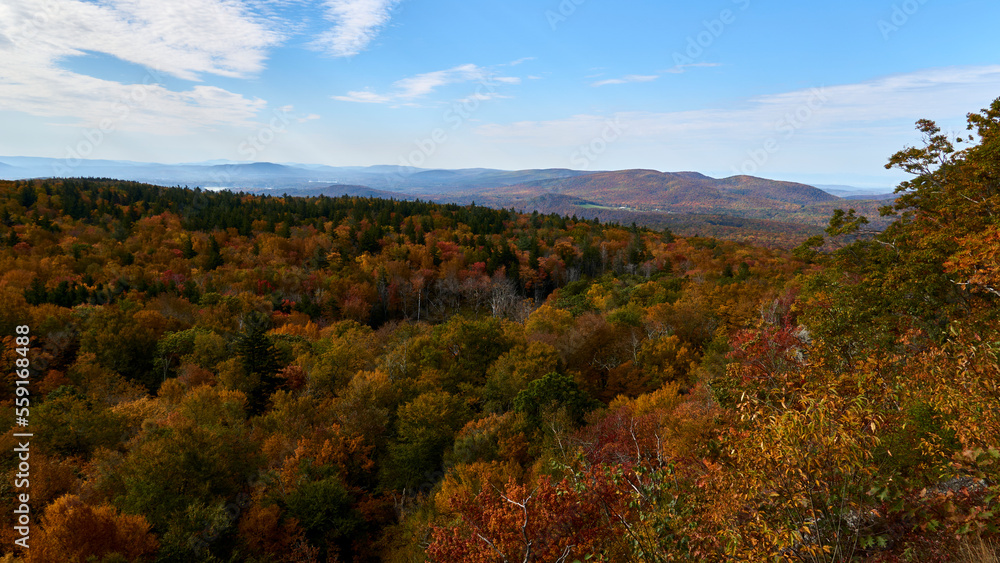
left=813, top=184, right=897, bottom=199
left=0, top=156, right=895, bottom=244
left=0, top=157, right=590, bottom=193
left=0, top=156, right=891, bottom=197
left=428, top=169, right=891, bottom=240
left=461, top=169, right=838, bottom=208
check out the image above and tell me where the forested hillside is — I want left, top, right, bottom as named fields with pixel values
left=442, top=169, right=890, bottom=244
left=1, top=101, right=998, bottom=562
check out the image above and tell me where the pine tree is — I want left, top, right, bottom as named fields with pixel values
left=205, top=234, right=224, bottom=270
left=180, top=236, right=196, bottom=259
left=235, top=311, right=281, bottom=413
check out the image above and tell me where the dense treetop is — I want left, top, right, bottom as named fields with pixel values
left=1, top=98, right=998, bottom=562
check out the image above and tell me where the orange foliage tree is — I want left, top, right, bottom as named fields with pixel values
left=27, top=494, right=158, bottom=563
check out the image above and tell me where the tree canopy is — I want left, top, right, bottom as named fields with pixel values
left=1, top=98, right=999, bottom=561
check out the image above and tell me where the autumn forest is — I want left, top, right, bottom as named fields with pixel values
left=1, top=102, right=999, bottom=562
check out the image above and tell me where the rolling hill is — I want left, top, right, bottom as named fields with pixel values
left=464, top=169, right=839, bottom=211
left=0, top=156, right=893, bottom=246
left=431, top=169, right=888, bottom=245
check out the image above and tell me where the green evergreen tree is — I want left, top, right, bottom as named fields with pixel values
left=205, top=234, right=224, bottom=270
left=235, top=311, right=281, bottom=413
left=180, top=235, right=196, bottom=259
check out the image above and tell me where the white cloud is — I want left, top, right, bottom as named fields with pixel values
left=474, top=65, right=1000, bottom=174
left=0, top=62, right=267, bottom=134
left=457, top=92, right=510, bottom=104
left=333, top=63, right=520, bottom=104
left=482, top=66, right=1000, bottom=144
left=505, top=57, right=535, bottom=67
left=2, top=0, right=282, bottom=81
left=0, top=0, right=282, bottom=132
left=590, top=63, right=720, bottom=87
left=275, top=105, right=321, bottom=122
left=662, top=62, right=722, bottom=74
left=332, top=90, right=395, bottom=104
left=314, top=0, right=402, bottom=57
left=392, top=64, right=483, bottom=98
left=591, top=74, right=659, bottom=87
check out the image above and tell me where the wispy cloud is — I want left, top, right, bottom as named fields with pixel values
left=476, top=65, right=1000, bottom=172
left=662, top=62, right=722, bottom=74
left=333, top=63, right=520, bottom=104
left=488, top=66, right=1000, bottom=143
left=505, top=57, right=536, bottom=67
left=591, top=74, right=659, bottom=87
left=393, top=64, right=484, bottom=97
left=457, top=92, right=511, bottom=104
left=1, top=0, right=283, bottom=81
left=314, top=0, right=402, bottom=57
left=0, top=0, right=281, bottom=132
left=590, top=63, right=720, bottom=87
left=331, top=90, right=395, bottom=104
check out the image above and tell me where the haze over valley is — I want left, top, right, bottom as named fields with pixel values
left=0, top=156, right=893, bottom=243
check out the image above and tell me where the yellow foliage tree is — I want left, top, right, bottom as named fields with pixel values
left=637, top=334, right=698, bottom=386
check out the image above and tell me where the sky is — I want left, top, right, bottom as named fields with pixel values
left=1, top=0, right=999, bottom=188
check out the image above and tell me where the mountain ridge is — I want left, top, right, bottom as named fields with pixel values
left=0, top=156, right=893, bottom=244
left=0, top=156, right=878, bottom=198
left=462, top=169, right=839, bottom=211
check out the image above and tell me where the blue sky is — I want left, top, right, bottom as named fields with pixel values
left=1, top=0, right=999, bottom=188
